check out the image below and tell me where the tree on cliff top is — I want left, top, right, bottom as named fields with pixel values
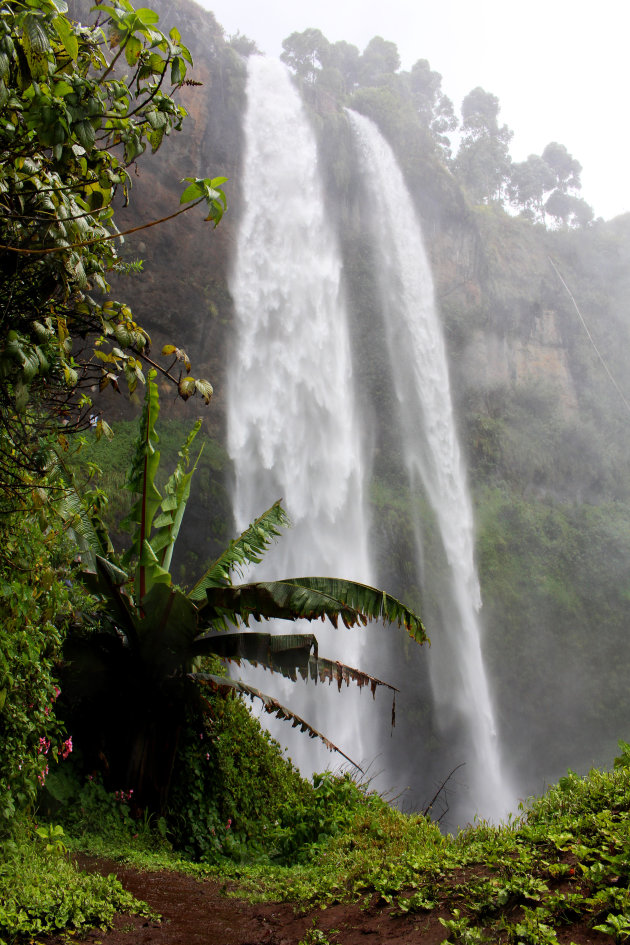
left=509, top=142, right=593, bottom=227
left=454, top=87, right=513, bottom=204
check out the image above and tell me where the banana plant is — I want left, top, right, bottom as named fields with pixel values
left=66, top=373, right=428, bottom=810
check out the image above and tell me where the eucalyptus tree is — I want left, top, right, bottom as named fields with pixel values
left=280, top=28, right=331, bottom=85
left=409, top=59, right=457, bottom=158
left=454, top=87, right=513, bottom=203
left=508, top=154, right=557, bottom=222
left=508, top=143, right=593, bottom=227
left=358, top=36, right=401, bottom=86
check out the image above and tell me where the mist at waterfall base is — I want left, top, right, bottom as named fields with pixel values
left=225, top=56, right=514, bottom=827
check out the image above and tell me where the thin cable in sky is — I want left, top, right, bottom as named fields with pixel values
left=548, top=255, right=630, bottom=417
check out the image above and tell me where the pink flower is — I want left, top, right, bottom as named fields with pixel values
left=61, top=737, right=73, bottom=760
left=226, top=818, right=232, bottom=830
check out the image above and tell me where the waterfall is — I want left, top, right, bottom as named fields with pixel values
left=347, top=110, right=513, bottom=822
left=227, top=57, right=378, bottom=776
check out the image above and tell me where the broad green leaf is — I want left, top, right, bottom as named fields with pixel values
left=53, top=79, right=74, bottom=97
left=124, top=33, right=142, bottom=65
left=148, top=125, right=165, bottom=152
left=170, top=55, right=185, bottom=85
left=121, top=375, right=163, bottom=599
left=149, top=420, right=202, bottom=573
left=137, top=582, right=198, bottom=669
left=22, top=14, right=51, bottom=78
left=52, top=15, right=78, bottom=61
left=134, top=7, right=160, bottom=26
left=179, top=181, right=203, bottom=204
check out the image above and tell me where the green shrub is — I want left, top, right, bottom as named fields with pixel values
left=0, top=820, right=152, bottom=944
left=0, top=512, right=86, bottom=829
left=168, top=683, right=311, bottom=863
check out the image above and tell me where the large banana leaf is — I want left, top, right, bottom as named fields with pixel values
left=187, top=501, right=290, bottom=600
left=150, top=420, right=202, bottom=573
left=121, top=374, right=162, bottom=600
left=193, top=673, right=361, bottom=769
left=198, top=578, right=428, bottom=644
left=193, top=630, right=397, bottom=694
left=193, top=630, right=317, bottom=669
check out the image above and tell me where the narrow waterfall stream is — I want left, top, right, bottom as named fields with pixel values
left=348, top=110, right=513, bottom=821
left=226, top=57, right=376, bottom=775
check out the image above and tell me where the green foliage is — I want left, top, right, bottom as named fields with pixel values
left=0, top=507, right=88, bottom=830
left=0, top=0, right=219, bottom=498
left=0, top=818, right=152, bottom=944
left=298, top=921, right=340, bottom=945
left=168, top=684, right=310, bottom=863
left=454, top=87, right=513, bottom=204
left=473, top=483, right=630, bottom=783
left=270, top=771, right=380, bottom=863
left=229, top=760, right=630, bottom=944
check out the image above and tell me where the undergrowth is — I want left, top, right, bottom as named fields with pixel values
left=0, top=819, right=153, bottom=945
left=7, top=751, right=630, bottom=942
left=226, top=750, right=630, bottom=944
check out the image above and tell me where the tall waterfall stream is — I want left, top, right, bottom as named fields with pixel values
left=227, top=56, right=375, bottom=775
left=227, top=56, right=513, bottom=822
left=348, top=111, right=512, bottom=821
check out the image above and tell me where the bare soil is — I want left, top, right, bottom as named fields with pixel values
left=37, top=855, right=616, bottom=944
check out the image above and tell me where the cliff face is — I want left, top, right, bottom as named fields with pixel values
left=459, top=316, right=578, bottom=415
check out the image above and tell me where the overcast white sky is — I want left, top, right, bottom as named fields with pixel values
left=195, top=0, right=630, bottom=222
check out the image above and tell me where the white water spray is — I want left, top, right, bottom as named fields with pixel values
left=348, top=110, right=513, bottom=821
left=227, top=57, right=375, bottom=774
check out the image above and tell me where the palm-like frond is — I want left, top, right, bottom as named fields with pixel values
left=288, top=577, right=427, bottom=643
left=187, top=501, right=290, bottom=600
left=193, top=630, right=318, bottom=669
left=57, top=483, right=108, bottom=571
left=193, top=672, right=361, bottom=769
left=83, top=555, right=139, bottom=648
left=198, top=577, right=428, bottom=644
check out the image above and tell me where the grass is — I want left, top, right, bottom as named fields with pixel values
left=197, top=760, right=630, bottom=943
left=7, top=756, right=630, bottom=942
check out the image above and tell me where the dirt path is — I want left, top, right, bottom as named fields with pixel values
left=38, top=856, right=613, bottom=945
